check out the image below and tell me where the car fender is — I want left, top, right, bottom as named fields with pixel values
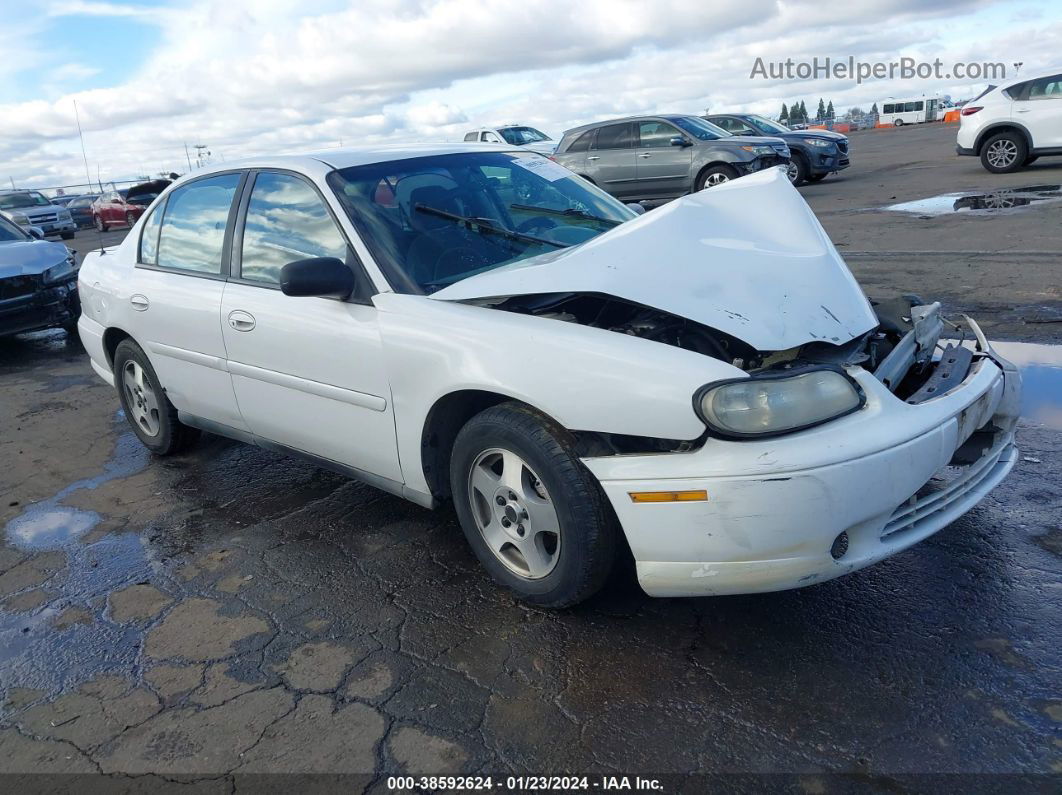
left=974, top=121, right=1033, bottom=152
left=372, top=293, right=739, bottom=495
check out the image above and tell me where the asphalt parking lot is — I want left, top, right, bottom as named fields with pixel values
left=2, top=122, right=1060, bottom=789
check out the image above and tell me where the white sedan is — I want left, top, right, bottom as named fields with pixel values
left=77, top=144, right=1021, bottom=607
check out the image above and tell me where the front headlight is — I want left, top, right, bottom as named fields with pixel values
left=60, top=209, right=73, bottom=222
left=43, top=256, right=76, bottom=284
left=9, top=211, right=29, bottom=225
left=807, top=138, right=833, bottom=148
left=695, top=367, right=864, bottom=437
left=741, top=145, right=775, bottom=156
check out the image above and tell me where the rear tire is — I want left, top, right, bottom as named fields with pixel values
left=113, top=340, right=200, bottom=455
left=450, top=402, right=617, bottom=608
left=696, top=164, right=739, bottom=190
left=980, top=132, right=1027, bottom=173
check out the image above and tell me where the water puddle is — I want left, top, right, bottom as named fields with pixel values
left=989, top=340, right=1062, bottom=431
left=883, top=185, right=1062, bottom=216
left=3, top=430, right=149, bottom=550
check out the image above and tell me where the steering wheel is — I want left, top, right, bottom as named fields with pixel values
left=515, top=216, right=558, bottom=235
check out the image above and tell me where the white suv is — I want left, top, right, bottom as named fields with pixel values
left=957, top=68, right=1062, bottom=173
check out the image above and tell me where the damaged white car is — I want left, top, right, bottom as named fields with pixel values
left=77, top=145, right=1021, bottom=607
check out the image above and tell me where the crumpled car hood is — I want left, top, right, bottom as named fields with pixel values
left=0, top=240, right=70, bottom=277
left=431, top=167, right=877, bottom=351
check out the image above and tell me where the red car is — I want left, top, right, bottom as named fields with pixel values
left=91, top=180, right=170, bottom=232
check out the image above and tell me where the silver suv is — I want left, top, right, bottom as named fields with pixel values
left=0, top=190, right=77, bottom=240
left=553, top=115, right=790, bottom=200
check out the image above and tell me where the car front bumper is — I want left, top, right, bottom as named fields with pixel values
left=808, top=148, right=850, bottom=174
left=581, top=337, right=1020, bottom=598
left=0, top=278, right=80, bottom=336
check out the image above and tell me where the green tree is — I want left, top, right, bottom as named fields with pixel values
left=780, top=103, right=789, bottom=123
left=826, top=100, right=835, bottom=119
left=871, top=102, right=879, bottom=114
left=816, top=98, right=826, bottom=120
left=799, top=100, right=808, bottom=120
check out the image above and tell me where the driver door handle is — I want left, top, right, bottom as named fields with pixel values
left=130, top=294, right=149, bottom=311
left=639, top=152, right=652, bottom=158
left=227, top=310, right=256, bottom=332
left=587, top=156, right=600, bottom=161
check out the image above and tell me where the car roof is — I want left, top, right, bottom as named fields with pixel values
left=189, top=143, right=518, bottom=179
left=562, top=114, right=698, bottom=135
left=998, top=66, right=1062, bottom=90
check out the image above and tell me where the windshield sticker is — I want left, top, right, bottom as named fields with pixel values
left=511, top=156, right=572, bottom=183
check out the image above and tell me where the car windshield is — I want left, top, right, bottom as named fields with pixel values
left=0, top=214, right=29, bottom=241
left=744, top=115, right=790, bottom=135
left=498, top=127, right=551, bottom=145
left=0, top=191, right=51, bottom=210
left=327, top=151, right=635, bottom=294
left=666, top=116, right=730, bottom=141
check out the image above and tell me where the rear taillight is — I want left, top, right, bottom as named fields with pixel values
left=961, top=106, right=983, bottom=116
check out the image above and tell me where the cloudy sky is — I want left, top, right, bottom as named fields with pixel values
left=1, top=0, right=1057, bottom=190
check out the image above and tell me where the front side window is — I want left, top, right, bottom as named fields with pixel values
left=638, top=121, right=682, bottom=148
left=0, top=214, right=29, bottom=241
left=240, top=172, right=348, bottom=285
left=883, top=103, right=894, bottom=114
left=327, top=152, right=635, bottom=295
left=482, top=132, right=502, bottom=143
left=592, top=123, right=632, bottom=150
left=139, top=203, right=164, bottom=265
left=156, top=173, right=241, bottom=274
left=745, top=115, right=790, bottom=135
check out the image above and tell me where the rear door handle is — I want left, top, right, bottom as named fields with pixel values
left=1016, top=109, right=1030, bottom=113
left=639, top=152, right=652, bottom=158
left=130, top=294, right=149, bottom=311
left=227, top=310, right=256, bottom=332
left=587, top=156, right=600, bottom=161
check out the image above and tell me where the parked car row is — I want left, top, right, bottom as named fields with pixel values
left=0, top=190, right=77, bottom=239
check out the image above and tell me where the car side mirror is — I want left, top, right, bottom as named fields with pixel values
left=27, top=226, right=44, bottom=240
left=280, top=257, right=355, bottom=300
left=669, top=136, right=690, bottom=147
left=625, top=202, right=646, bottom=215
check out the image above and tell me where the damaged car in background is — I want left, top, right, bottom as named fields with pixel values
left=76, top=145, right=1020, bottom=607
left=1, top=213, right=80, bottom=337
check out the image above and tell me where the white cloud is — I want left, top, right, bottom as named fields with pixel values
left=0, top=0, right=1052, bottom=188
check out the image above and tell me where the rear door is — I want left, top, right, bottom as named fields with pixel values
left=635, top=120, right=693, bottom=197
left=1016, top=73, right=1062, bottom=147
left=219, top=170, right=402, bottom=482
left=585, top=123, right=637, bottom=198
left=127, top=172, right=248, bottom=431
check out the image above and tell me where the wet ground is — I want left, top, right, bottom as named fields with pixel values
left=2, top=125, right=1061, bottom=789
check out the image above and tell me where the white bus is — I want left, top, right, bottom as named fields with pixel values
left=879, top=97, right=941, bottom=126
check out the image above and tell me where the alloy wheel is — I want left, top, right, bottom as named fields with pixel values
left=785, top=161, right=800, bottom=183
left=467, top=448, right=560, bottom=580
left=122, top=360, right=161, bottom=437
left=986, top=140, right=1018, bottom=169
left=705, top=172, right=730, bottom=188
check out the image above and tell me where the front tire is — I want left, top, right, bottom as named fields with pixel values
left=61, top=231, right=75, bottom=240
left=806, top=172, right=829, bottom=183
left=94, top=214, right=108, bottom=232
left=113, top=340, right=199, bottom=455
left=450, top=402, right=617, bottom=607
left=980, top=132, right=1027, bottom=173
left=696, top=164, right=738, bottom=190
left=125, top=212, right=136, bottom=227
left=893, top=119, right=904, bottom=127
left=786, top=153, right=809, bottom=186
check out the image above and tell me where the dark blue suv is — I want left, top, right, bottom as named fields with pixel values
left=705, top=114, right=850, bottom=186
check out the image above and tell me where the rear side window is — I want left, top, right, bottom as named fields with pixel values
left=156, top=174, right=241, bottom=274
left=1026, top=74, right=1062, bottom=100
left=463, top=132, right=478, bottom=142
left=139, top=203, right=164, bottom=265
left=239, top=172, right=348, bottom=285
left=565, top=130, right=595, bottom=152
left=592, top=123, right=632, bottom=150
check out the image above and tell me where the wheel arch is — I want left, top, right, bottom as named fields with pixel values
left=694, top=161, right=740, bottom=190
left=102, top=326, right=135, bottom=371
left=420, top=389, right=563, bottom=502
left=975, top=122, right=1032, bottom=154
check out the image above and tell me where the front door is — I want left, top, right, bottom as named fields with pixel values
left=127, top=172, right=248, bottom=431
left=585, top=122, right=638, bottom=198
left=635, top=120, right=693, bottom=197
left=219, top=170, right=402, bottom=483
